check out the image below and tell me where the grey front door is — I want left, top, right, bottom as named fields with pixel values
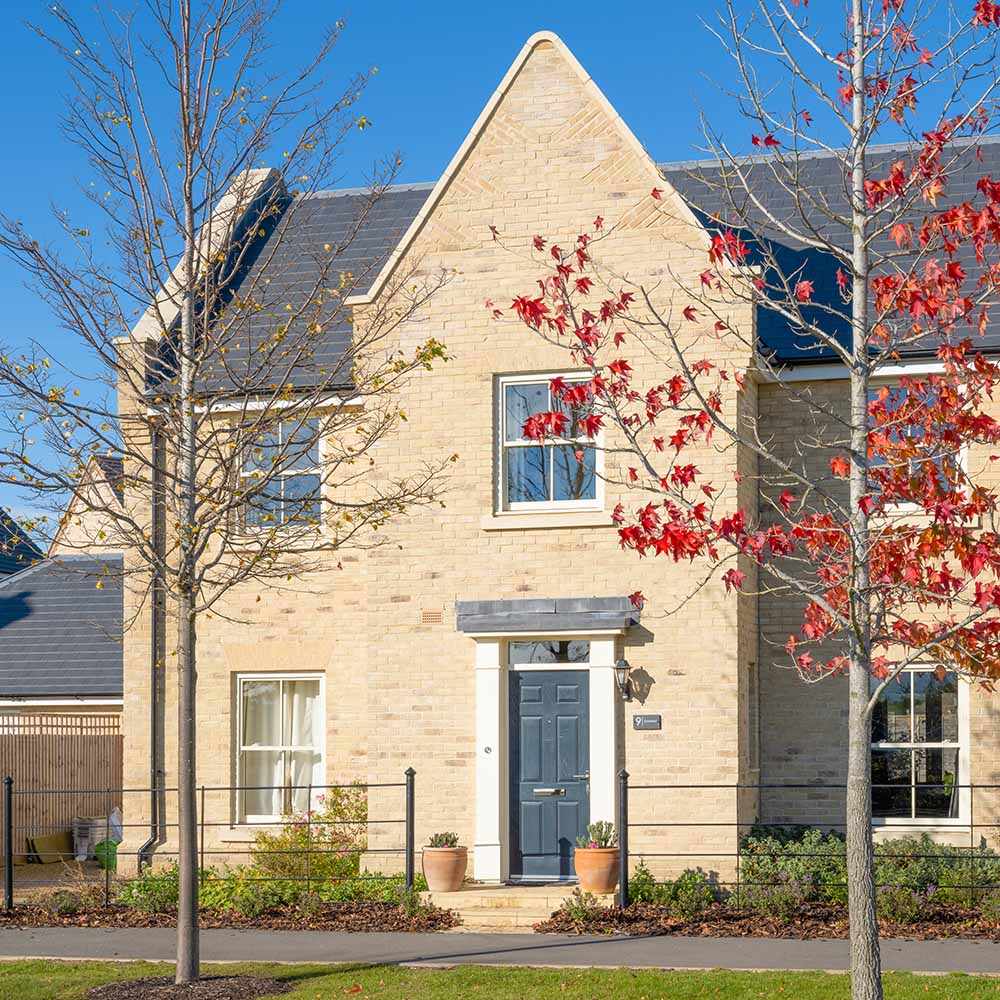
left=509, top=670, right=590, bottom=880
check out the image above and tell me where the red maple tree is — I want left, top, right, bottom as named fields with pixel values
left=495, top=3, right=1000, bottom=997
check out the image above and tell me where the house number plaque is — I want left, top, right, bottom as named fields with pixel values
left=632, top=714, right=662, bottom=731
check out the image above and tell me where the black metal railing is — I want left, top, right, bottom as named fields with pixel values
left=616, top=771, right=1000, bottom=910
left=2, top=768, right=417, bottom=910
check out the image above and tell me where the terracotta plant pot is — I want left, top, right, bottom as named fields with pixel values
left=573, top=846, right=620, bottom=894
left=422, top=846, right=468, bottom=892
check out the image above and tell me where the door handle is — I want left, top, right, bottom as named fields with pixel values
left=533, top=788, right=566, bottom=797
left=573, top=773, right=590, bottom=780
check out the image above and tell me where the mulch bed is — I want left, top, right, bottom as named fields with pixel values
left=88, top=975, right=292, bottom=999
left=0, top=900, right=458, bottom=932
left=534, top=901, right=1000, bottom=940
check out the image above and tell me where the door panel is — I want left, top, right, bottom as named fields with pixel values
left=509, top=670, right=590, bottom=880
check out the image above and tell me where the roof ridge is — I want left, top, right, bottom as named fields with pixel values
left=299, top=181, right=436, bottom=201
left=658, top=131, right=1000, bottom=173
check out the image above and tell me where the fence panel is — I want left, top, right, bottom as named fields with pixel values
left=0, top=714, right=123, bottom=862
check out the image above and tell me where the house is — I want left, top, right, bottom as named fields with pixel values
left=112, top=31, right=999, bottom=882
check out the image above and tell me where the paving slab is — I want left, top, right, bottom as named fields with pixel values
left=1, top=928, right=1000, bottom=974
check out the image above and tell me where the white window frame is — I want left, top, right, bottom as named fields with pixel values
left=234, top=671, right=326, bottom=825
left=238, top=416, right=324, bottom=532
left=871, top=665, right=969, bottom=828
left=495, top=372, right=604, bottom=514
left=867, top=380, right=966, bottom=514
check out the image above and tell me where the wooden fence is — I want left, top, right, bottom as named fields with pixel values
left=0, top=713, right=123, bottom=861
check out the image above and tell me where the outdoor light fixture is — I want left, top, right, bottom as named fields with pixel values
left=614, top=657, right=633, bottom=702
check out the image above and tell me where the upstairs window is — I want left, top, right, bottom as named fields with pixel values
left=498, top=375, right=600, bottom=511
left=241, top=418, right=321, bottom=530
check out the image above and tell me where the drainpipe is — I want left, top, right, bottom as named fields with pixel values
left=138, top=421, right=164, bottom=869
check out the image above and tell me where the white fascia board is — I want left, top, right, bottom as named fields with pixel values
left=146, top=393, right=362, bottom=417
left=765, top=359, right=946, bottom=383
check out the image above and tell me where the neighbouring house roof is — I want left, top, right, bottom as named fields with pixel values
left=456, top=597, right=640, bottom=633
left=0, top=510, right=43, bottom=577
left=0, top=553, right=123, bottom=699
left=661, top=135, right=1000, bottom=364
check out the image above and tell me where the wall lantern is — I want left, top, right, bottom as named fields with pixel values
left=614, top=657, right=633, bottom=702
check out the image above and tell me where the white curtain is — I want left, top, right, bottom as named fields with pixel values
left=284, top=680, right=322, bottom=813
left=240, top=678, right=322, bottom=819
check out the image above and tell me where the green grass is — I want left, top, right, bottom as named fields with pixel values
left=2, top=962, right=1000, bottom=999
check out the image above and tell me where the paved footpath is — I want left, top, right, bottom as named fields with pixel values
left=1, top=928, right=1000, bottom=975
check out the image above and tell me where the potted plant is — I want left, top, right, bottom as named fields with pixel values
left=573, top=821, right=620, bottom=894
left=422, top=832, right=467, bottom=892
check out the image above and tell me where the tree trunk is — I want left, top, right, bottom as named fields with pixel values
left=175, top=595, right=199, bottom=983
left=847, top=1, right=882, bottom=997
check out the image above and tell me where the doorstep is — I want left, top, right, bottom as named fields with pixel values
left=421, top=882, right=616, bottom=933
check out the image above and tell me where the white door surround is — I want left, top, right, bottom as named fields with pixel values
left=470, top=633, right=621, bottom=883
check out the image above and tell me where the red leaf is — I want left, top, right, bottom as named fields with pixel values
left=763, top=133, right=781, bottom=148
left=795, top=279, right=814, bottom=302
left=779, top=491, right=794, bottom=512
left=533, top=235, right=546, bottom=252
left=801, top=109, right=813, bottom=126
left=858, top=495, right=877, bottom=516
left=628, top=591, right=645, bottom=610
left=683, top=305, right=698, bottom=322
left=830, top=455, right=850, bottom=478
left=489, top=225, right=500, bottom=241
left=722, top=568, right=747, bottom=592
left=700, top=269, right=716, bottom=288
left=651, top=187, right=663, bottom=200
left=594, top=215, right=604, bottom=231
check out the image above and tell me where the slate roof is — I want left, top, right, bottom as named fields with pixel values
left=154, top=183, right=434, bottom=393
left=0, top=510, right=43, bottom=577
left=660, top=135, right=1000, bottom=363
left=151, top=136, right=1000, bottom=383
left=0, top=554, right=123, bottom=699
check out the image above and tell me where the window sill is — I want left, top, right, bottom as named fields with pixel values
left=480, top=510, right=614, bottom=531
left=219, top=824, right=282, bottom=843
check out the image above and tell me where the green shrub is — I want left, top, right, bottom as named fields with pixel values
left=742, top=872, right=810, bottom=921
left=250, top=783, right=367, bottom=884
left=739, top=827, right=848, bottom=904
left=668, top=869, right=716, bottom=919
left=557, top=887, right=604, bottom=921
left=628, top=861, right=668, bottom=905
left=48, top=890, right=81, bottom=916
left=878, top=884, right=932, bottom=924
left=874, top=835, right=1000, bottom=905
left=116, top=864, right=180, bottom=913
left=428, top=832, right=459, bottom=848
left=626, top=862, right=715, bottom=918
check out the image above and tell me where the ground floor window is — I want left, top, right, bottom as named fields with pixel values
left=871, top=666, right=964, bottom=821
left=236, top=673, right=324, bottom=822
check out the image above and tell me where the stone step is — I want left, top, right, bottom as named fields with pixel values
left=423, top=886, right=615, bottom=913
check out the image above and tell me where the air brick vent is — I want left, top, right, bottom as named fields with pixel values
left=420, top=607, right=444, bottom=625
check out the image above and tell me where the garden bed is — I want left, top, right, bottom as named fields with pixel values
left=0, top=899, right=458, bottom=932
left=535, top=900, right=1000, bottom=940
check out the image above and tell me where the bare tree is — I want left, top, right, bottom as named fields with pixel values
left=497, top=3, right=1000, bottom=998
left=0, top=0, right=448, bottom=983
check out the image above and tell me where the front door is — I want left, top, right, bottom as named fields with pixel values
left=509, top=670, right=590, bottom=880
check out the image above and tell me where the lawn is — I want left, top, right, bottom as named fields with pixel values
left=2, top=962, right=1000, bottom=999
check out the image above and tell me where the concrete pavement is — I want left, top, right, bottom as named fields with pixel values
left=1, top=928, right=1000, bottom=974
